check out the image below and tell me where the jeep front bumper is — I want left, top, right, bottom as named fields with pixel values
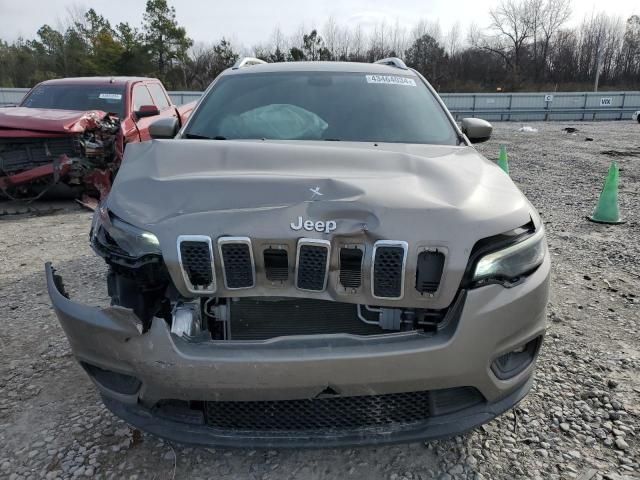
left=45, top=257, right=550, bottom=447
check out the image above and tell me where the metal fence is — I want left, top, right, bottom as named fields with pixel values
left=2, top=87, right=639, bottom=121
left=441, top=92, right=640, bottom=121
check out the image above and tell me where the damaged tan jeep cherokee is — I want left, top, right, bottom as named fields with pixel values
left=46, top=58, right=550, bottom=447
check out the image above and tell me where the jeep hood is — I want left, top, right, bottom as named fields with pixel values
left=109, top=139, right=531, bottom=232
left=0, top=107, right=110, bottom=136
left=106, top=140, right=534, bottom=308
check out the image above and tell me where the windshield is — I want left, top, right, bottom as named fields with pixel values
left=21, top=84, right=126, bottom=117
left=185, top=72, right=458, bottom=145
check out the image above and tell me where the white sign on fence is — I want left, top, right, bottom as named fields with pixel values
left=600, top=97, right=613, bottom=106
left=544, top=94, right=553, bottom=102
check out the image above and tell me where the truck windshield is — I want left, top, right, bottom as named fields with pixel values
left=21, top=84, right=126, bottom=117
left=185, top=72, right=458, bottom=145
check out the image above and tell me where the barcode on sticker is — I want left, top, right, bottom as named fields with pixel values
left=366, top=75, right=416, bottom=86
left=99, top=93, right=122, bottom=100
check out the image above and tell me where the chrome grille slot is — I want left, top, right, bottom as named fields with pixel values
left=218, top=237, right=255, bottom=289
left=372, top=241, right=408, bottom=299
left=177, top=235, right=216, bottom=294
left=296, top=239, right=330, bottom=292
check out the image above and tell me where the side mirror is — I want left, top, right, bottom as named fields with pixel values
left=135, top=104, right=160, bottom=119
left=149, top=116, right=179, bottom=139
left=461, top=118, right=493, bottom=143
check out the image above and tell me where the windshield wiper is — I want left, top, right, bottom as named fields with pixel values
left=184, top=133, right=228, bottom=140
left=324, top=138, right=341, bottom=141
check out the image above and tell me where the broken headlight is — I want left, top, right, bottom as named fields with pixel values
left=91, top=206, right=161, bottom=258
left=472, top=227, right=546, bottom=286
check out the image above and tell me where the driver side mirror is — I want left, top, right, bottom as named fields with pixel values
left=149, top=116, right=179, bottom=139
left=461, top=118, right=493, bottom=143
left=135, top=104, right=160, bottom=119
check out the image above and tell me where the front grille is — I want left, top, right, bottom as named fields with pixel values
left=372, top=242, right=407, bottom=299
left=296, top=240, right=330, bottom=291
left=229, top=298, right=384, bottom=340
left=178, top=236, right=215, bottom=292
left=219, top=238, right=254, bottom=289
left=415, top=250, right=445, bottom=294
left=203, top=387, right=483, bottom=432
left=0, top=136, right=80, bottom=174
left=339, top=247, right=363, bottom=289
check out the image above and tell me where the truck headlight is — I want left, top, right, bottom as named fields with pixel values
left=91, top=206, right=161, bottom=258
left=472, top=227, right=546, bottom=285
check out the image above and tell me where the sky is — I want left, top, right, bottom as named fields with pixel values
left=1, top=0, right=638, bottom=48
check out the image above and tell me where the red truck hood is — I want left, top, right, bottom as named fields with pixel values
left=0, top=107, right=110, bottom=137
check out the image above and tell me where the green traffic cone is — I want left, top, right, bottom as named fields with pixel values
left=498, top=145, right=509, bottom=174
left=588, top=161, right=624, bottom=224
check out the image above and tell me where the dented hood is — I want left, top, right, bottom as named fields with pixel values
left=107, top=140, right=534, bottom=308
left=109, top=139, right=530, bottom=232
left=0, top=107, right=109, bottom=136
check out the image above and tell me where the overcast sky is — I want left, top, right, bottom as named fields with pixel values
left=1, top=0, right=638, bottom=48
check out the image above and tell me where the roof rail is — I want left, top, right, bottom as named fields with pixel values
left=233, top=57, right=268, bottom=69
left=374, top=57, right=408, bottom=70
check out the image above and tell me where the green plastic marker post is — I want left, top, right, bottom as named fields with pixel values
left=589, top=161, right=624, bottom=224
left=498, top=145, right=509, bottom=174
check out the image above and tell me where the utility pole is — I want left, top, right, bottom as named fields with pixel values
left=594, top=45, right=603, bottom=92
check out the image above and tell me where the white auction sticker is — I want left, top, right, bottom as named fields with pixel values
left=366, top=75, right=416, bottom=86
left=99, top=93, right=123, bottom=100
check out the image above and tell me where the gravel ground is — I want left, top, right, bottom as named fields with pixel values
left=0, top=121, right=638, bottom=480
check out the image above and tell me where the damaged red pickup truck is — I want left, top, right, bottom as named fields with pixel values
left=0, top=77, right=194, bottom=205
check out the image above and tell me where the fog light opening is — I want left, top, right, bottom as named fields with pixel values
left=80, top=362, right=141, bottom=395
left=491, top=336, right=542, bottom=380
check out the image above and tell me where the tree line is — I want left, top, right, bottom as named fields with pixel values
left=0, top=0, right=638, bottom=92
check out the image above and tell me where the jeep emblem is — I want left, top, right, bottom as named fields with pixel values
left=290, top=216, right=337, bottom=234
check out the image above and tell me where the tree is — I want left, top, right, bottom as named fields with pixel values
left=405, top=34, right=448, bottom=85
left=539, top=0, right=571, bottom=77
left=348, top=24, right=366, bottom=62
left=2, top=2, right=640, bottom=92
left=115, top=22, right=151, bottom=75
left=478, top=0, right=537, bottom=87
left=142, top=0, right=192, bottom=76
left=302, top=29, right=330, bottom=60
left=185, top=38, right=238, bottom=89
left=288, top=46, right=305, bottom=61
left=620, top=15, right=640, bottom=80
left=269, top=47, right=286, bottom=63
left=72, top=9, right=124, bottom=74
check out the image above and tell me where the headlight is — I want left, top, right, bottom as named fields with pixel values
left=91, top=206, right=161, bottom=258
left=472, top=227, right=546, bottom=285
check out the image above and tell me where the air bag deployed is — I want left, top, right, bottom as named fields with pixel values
left=219, top=104, right=328, bottom=140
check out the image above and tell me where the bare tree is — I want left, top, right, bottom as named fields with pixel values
left=323, top=16, right=338, bottom=59
left=369, top=21, right=391, bottom=61
left=478, top=0, right=537, bottom=86
left=270, top=26, right=287, bottom=53
left=444, top=21, right=462, bottom=56
left=620, top=15, right=640, bottom=79
left=577, top=12, right=624, bottom=86
left=539, top=0, right=572, bottom=77
left=411, top=20, right=442, bottom=44
left=333, top=23, right=351, bottom=60
left=349, top=24, right=365, bottom=61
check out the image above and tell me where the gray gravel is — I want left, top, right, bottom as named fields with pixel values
left=0, top=121, right=639, bottom=479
